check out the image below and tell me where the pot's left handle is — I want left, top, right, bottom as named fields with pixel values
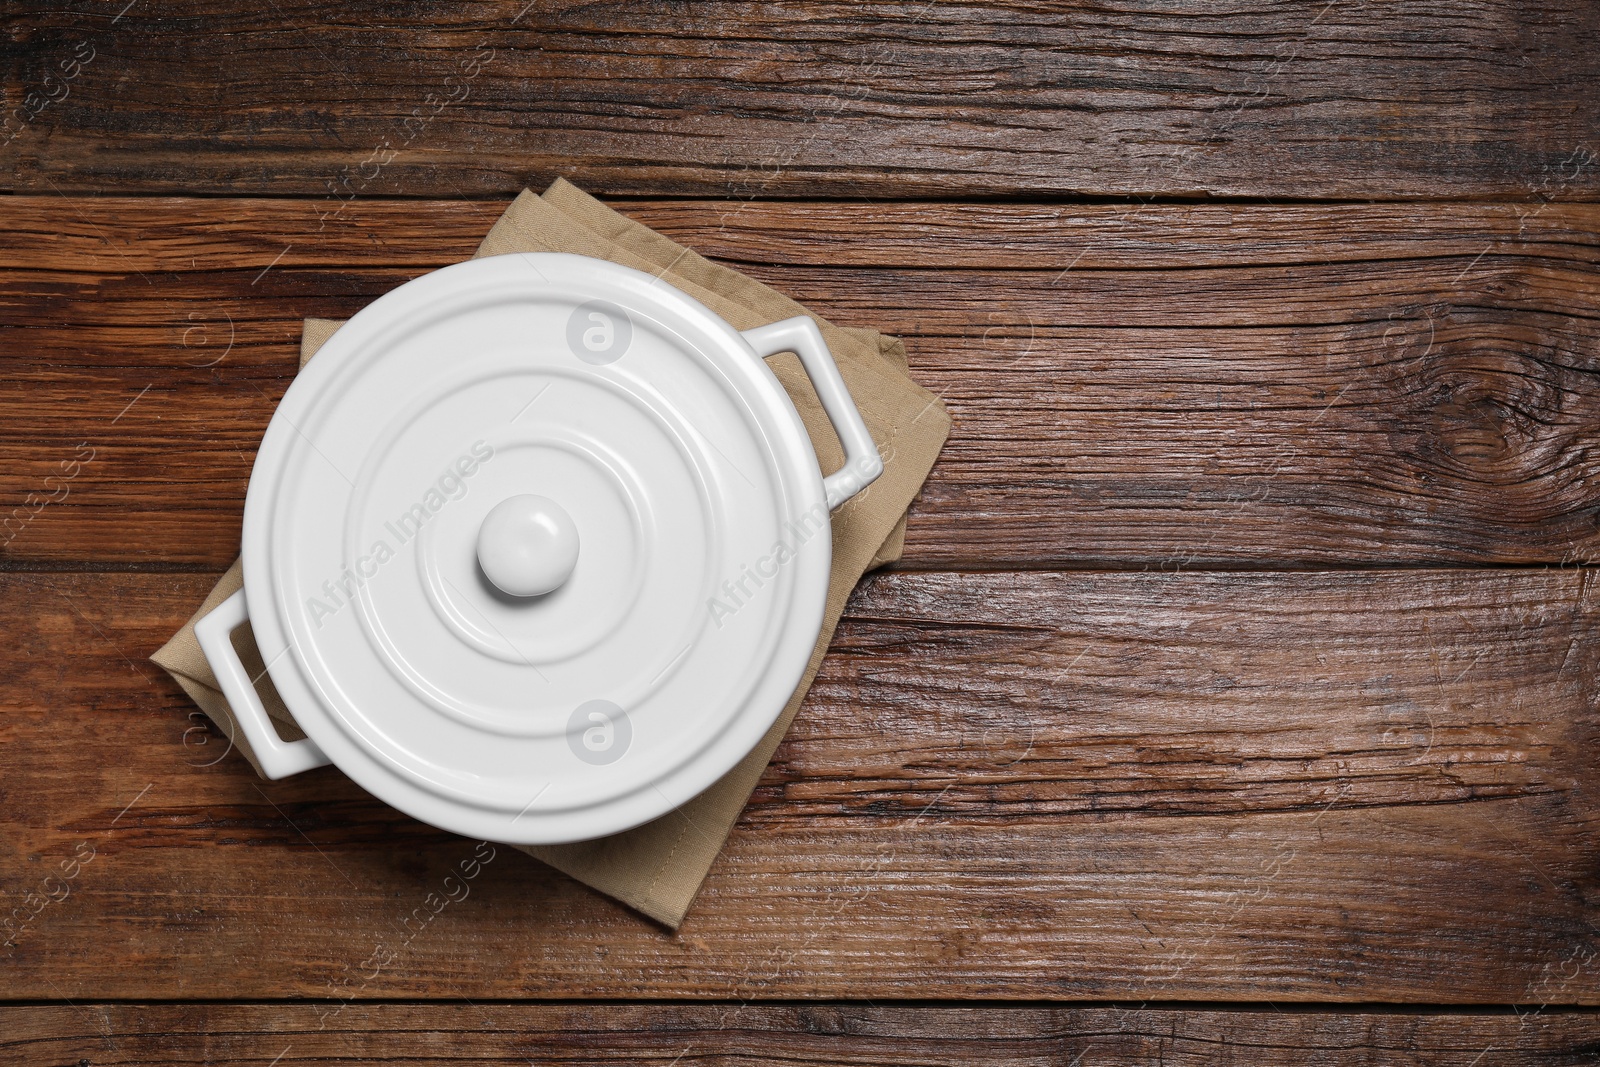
left=742, top=316, right=883, bottom=509
left=194, top=587, right=332, bottom=779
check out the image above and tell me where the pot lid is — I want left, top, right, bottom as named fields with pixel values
left=242, top=253, right=833, bottom=843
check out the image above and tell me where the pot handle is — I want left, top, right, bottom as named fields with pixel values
left=741, top=316, right=883, bottom=509
left=194, top=587, right=332, bottom=780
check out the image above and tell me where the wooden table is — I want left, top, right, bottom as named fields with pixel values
left=4, top=3, right=1599, bottom=1062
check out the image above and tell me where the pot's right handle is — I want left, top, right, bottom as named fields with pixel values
left=741, top=316, right=883, bottom=509
left=194, top=587, right=331, bottom=780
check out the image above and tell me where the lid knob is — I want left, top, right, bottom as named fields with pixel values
left=476, top=494, right=580, bottom=598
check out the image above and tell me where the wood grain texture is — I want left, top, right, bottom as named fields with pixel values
left=3, top=0, right=1597, bottom=1036
left=2, top=196, right=1597, bottom=569
left=4, top=1003, right=1600, bottom=1066
left=2, top=2, right=1598, bottom=200
left=4, top=567, right=1597, bottom=1002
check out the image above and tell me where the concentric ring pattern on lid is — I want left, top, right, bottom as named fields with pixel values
left=241, top=253, right=831, bottom=843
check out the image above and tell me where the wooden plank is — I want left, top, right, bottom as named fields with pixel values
left=4, top=1003, right=1599, bottom=1066
left=3, top=567, right=1597, bottom=1002
left=2, top=197, right=1597, bottom=568
left=2, top=3, right=1598, bottom=200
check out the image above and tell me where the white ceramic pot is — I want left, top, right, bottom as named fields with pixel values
left=195, top=253, right=881, bottom=844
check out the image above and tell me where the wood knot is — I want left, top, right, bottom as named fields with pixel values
left=1378, top=308, right=1599, bottom=523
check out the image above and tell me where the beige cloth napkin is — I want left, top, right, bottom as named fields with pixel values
left=152, top=180, right=950, bottom=927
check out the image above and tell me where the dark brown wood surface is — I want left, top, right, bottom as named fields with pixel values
left=3, top=1, right=1599, bottom=1060
left=3, top=2, right=1598, bottom=200
left=3, top=197, right=1597, bottom=569
left=4, top=567, right=1598, bottom=1003
left=5, top=1004, right=1600, bottom=1066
